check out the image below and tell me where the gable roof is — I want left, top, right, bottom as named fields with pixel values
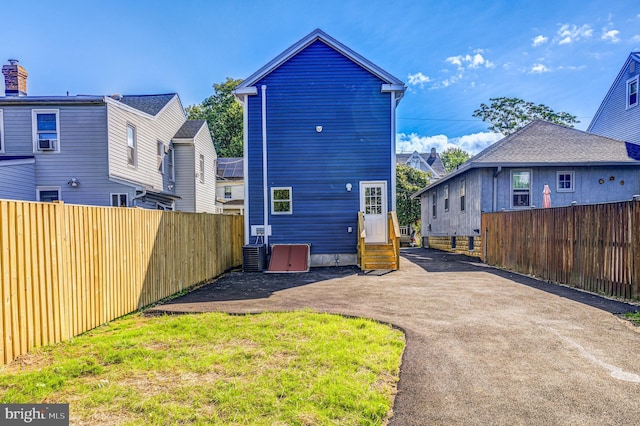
left=217, top=157, right=243, bottom=179
left=118, top=94, right=177, bottom=116
left=413, top=120, right=639, bottom=197
left=174, top=119, right=207, bottom=139
left=236, top=29, right=405, bottom=96
left=0, top=93, right=178, bottom=117
left=588, top=51, right=640, bottom=132
left=397, top=150, right=447, bottom=177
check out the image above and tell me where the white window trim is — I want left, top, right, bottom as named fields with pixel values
left=32, top=109, right=60, bottom=153
left=224, top=186, right=232, bottom=199
left=556, top=171, right=575, bottom=193
left=167, top=146, right=175, bottom=182
left=510, top=169, right=532, bottom=209
left=0, top=109, right=4, bottom=153
left=460, top=178, right=466, bottom=212
left=156, top=202, right=174, bottom=211
left=199, top=154, right=205, bottom=184
left=432, top=191, right=437, bottom=219
left=271, top=186, right=292, bottom=215
left=444, top=185, right=449, bottom=212
left=36, top=186, right=61, bottom=202
left=127, top=124, right=137, bottom=167
left=110, top=193, right=129, bottom=207
left=157, top=141, right=165, bottom=174
left=627, top=75, right=639, bottom=109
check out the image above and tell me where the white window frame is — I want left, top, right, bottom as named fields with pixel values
left=110, top=193, right=129, bottom=207
left=556, top=171, right=575, bottom=193
left=432, top=191, right=437, bottom=219
left=511, top=169, right=532, bottom=209
left=444, top=185, right=449, bottom=212
left=32, top=109, right=60, bottom=153
left=36, top=186, right=61, bottom=202
left=127, top=124, right=137, bottom=167
left=157, top=141, right=165, bottom=173
left=0, top=109, right=4, bottom=153
left=224, top=186, right=232, bottom=199
left=627, top=75, right=639, bottom=109
left=271, top=187, right=292, bottom=215
left=167, top=145, right=175, bottom=182
left=199, top=154, right=205, bottom=184
left=460, top=178, right=466, bottom=212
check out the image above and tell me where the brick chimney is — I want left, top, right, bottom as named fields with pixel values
left=2, top=59, right=28, bottom=96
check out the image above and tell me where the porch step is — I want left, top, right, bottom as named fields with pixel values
left=361, top=243, right=398, bottom=270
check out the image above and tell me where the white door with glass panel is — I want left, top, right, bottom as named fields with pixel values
left=360, top=181, right=387, bottom=243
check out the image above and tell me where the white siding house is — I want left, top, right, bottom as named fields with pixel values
left=0, top=61, right=219, bottom=212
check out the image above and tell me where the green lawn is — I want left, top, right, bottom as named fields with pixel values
left=0, top=311, right=405, bottom=425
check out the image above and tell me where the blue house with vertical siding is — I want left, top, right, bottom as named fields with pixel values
left=588, top=52, right=640, bottom=147
left=234, top=29, right=405, bottom=268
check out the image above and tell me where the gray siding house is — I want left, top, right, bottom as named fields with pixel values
left=413, top=120, right=640, bottom=256
left=0, top=61, right=218, bottom=212
left=588, top=52, right=640, bottom=145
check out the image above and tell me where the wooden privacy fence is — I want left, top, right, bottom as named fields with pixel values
left=0, top=199, right=244, bottom=365
left=482, top=200, right=640, bottom=301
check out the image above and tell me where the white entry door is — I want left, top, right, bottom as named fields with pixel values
left=360, top=181, right=388, bottom=243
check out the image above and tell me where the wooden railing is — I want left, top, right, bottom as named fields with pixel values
left=388, top=211, right=401, bottom=268
left=0, top=199, right=244, bottom=365
left=356, top=211, right=401, bottom=270
left=357, top=211, right=366, bottom=268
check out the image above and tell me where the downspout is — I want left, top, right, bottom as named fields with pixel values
left=241, top=96, right=250, bottom=244
left=390, top=91, right=397, bottom=211
left=261, top=85, right=269, bottom=248
left=493, top=166, right=502, bottom=212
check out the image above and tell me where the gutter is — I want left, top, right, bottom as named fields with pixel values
left=261, top=85, right=269, bottom=248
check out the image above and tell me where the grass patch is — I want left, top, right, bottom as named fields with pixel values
left=624, top=311, right=640, bottom=325
left=0, top=311, right=404, bottom=425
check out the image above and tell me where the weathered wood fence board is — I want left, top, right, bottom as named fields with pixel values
left=0, top=200, right=243, bottom=365
left=482, top=200, right=639, bottom=301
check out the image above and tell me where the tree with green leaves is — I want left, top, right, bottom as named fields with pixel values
left=396, top=165, right=430, bottom=227
left=440, top=147, right=471, bottom=173
left=186, top=77, right=244, bottom=157
left=472, top=97, right=579, bottom=136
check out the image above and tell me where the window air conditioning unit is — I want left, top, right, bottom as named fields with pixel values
left=38, top=139, right=56, bottom=151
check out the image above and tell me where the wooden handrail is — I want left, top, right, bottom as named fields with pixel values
left=357, top=211, right=366, bottom=268
left=388, top=211, right=401, bottom=269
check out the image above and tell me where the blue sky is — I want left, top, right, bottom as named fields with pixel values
left=2, top=0, right=639, bottom=154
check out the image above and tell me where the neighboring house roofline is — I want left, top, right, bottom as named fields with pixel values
left=587, top=51, right=640, bottom=132
left=104, top=93, right=181, bottom=120
left=412, top=120, right=639, bottom=198
left=0, top=96, right=104, bottom=106
left=172, top=119, right=208, bottom=142
left=236, top=28, right=406, bottom=101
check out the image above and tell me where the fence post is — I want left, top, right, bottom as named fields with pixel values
left=633, top=200, right=640, bottom=300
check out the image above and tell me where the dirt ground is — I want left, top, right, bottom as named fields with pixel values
left=148, top=248, right=640, bottom=425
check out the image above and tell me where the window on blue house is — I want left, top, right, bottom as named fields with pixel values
left=557, top=171, right=574, bottom=192
left=628, top=76, right=639, bottom=109
left=271, top=187, right=292, bottom=214
left=511, top=170, right=531, bottom=208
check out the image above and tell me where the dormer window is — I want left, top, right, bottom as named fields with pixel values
left=628, top=75, right=638, bottom=109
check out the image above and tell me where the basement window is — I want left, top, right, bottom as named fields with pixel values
left=111, top=193, right=129, bottom=207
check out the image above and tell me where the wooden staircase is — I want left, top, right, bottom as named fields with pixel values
left=357, top=211, right=401, bottom=271
left=360, top=243, right=398, bottom=270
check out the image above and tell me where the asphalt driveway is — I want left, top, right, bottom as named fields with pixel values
left=148, top=248, right=640, bottom=425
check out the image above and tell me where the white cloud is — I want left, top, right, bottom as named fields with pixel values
left=532, top=35, right=548, bottom=47
left=557, top=23, right=593, bottom=45
left=407, top=72, right=431, bottom=88
left=445, top=49, right=494, bottom=70
left=530, top=63, right=551, bottom=73
left=396, top=131, right=502, bottom=155
left=633, top=35, right=640, bottom=42
left=602, top=29, right=620, bottom=43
